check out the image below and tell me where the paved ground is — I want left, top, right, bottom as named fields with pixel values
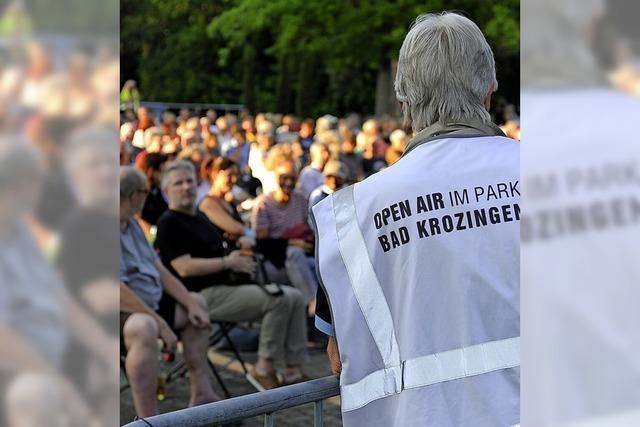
left=120, top=342, right=343, bottom=426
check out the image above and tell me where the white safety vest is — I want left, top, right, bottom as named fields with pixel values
left=312, top=134, right=520, bottom=427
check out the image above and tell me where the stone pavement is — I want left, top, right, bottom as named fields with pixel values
left=120, top=344, right=343, bottom=426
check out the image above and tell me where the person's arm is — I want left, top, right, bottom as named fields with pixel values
left=251, top=196, right=271, bottom=239
left=155, top=261, right=209, bottom=328
left=170, top=251, right=254, bottom=278
left=0, top=322, right=52, bottom=373
left=120, top=282, right=177, bottom=351
left=199, top=198, right=245, bottom=236
left=327, top=336, right=341, bottom=378
left=0, top=323, right=92, bottom=421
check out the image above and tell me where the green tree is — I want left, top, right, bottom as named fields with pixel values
left=121, top=0, right=520, bottom=117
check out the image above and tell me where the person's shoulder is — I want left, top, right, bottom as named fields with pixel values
left=156, top=209, right=181, bottom=229
left=59, top=207, right=116, bottom=237
left=195, top=209, right=215, bottom=224
left=125, top=218, right=146, bottom=237
left=254, top=193, right=272, bottom=208
left=309, top=186, right=323, bottom=200
left=291, top=191, right=308, bottom=204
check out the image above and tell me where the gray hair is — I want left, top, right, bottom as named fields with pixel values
left=65, top=125, right=116, bottom=173
left=119, top=166, right=147, bottom=200
left=394, top=12, right=497, bottom=133
left=160, top=159, right=196, bottom=191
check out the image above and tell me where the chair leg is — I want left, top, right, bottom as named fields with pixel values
left=208, top=358, right=232, bottom=399
left=220, top=323, right=249, bottom=376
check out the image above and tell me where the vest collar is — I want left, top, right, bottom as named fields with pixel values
left=402, top=119, right=506, bottom=158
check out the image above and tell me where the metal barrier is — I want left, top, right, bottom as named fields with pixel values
left=123, top=376, right=340, bottom=427
left=122, top=101, right=245, bottom=116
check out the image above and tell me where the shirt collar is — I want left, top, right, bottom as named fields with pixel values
left=402, top=119, right=506, bottom=158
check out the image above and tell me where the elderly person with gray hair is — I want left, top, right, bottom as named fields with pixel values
left=312, top=13, right=519, bottom=427
left=119, top=166, right=219, bottom=418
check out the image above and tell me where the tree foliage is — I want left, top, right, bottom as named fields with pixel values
left=121, top=0, right=519, bottom=117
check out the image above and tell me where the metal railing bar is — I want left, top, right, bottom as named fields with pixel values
left=122, top=376, right=340, bottom=427
left=314, top=400, right=323, bottom=427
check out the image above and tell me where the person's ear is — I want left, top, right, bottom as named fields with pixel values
left=484, top=82, right=496, bottom=111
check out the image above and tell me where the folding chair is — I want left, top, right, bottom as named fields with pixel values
left=162, top=321, right=253, bottom=398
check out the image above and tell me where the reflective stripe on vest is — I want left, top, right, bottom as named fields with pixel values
left=332, top=185, right=520, bottom=412
left=333, top=186, right=401, bottom=366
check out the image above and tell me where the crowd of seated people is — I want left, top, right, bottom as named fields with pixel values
left=119, top=103, right=520, bottom=418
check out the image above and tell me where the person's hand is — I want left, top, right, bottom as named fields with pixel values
left=224, top=251, right=256, bottom=275
left=326, top=336, right=342, bottom=378
left=187, top=298, right=210, bottom=329
left=157, top=317, right=178, bottom=353
left=238, top=236, right=256, bottom=249
left=288, top=238, right=313, bottom=253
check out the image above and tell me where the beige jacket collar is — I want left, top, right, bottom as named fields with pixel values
left=403, top=119, right=506, bottom=158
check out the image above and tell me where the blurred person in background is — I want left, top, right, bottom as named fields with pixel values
left=136, top=152, right=168, bottom=233
left=385, top=129, right=408, bottom=165
left=308, top=160, right=349, bottom=208
left=241, top=115, right=256, bottom=143
left=248, top=120, right=278, bottom=193
left=252, top=160, right=319, bottom=312
left=215, top=116, right=233, bottom=156
left=0, top=139, right=117, bottom=427
left=361, top=118, right=387, bottom=158
left=339, top=132, right=364, bottom=183
left=296, top=142, right=330, bottom=199
left=120, top=79, right=141, bottom=111
left=227, top=129, right=250, bottom=171
left=65, top=52, right=95, bottom=121
left=56, top=128, right=121, bottom=407
left=20, top=42, right=52, bottom=111
left=205, top=109, right=218, bottom=130
left=120, top=166, right=219, bottom=418
left=277, top=114, right=297, bottom=134
left=298, top=118, right=315, bottom=151
left=200, top=116, right=219, bottom=155
left=160, top=111, right=179, bottom=145
left=26, top=116, right=76, bottom=241
left=499, top=104, right=520, bottom=140
left=143, top=126, right=163, bottom=155
left=155, top=160, right=308, bottom=390
left=136, top=106, right=154, bottom=132
left=199, top=158, right=254, bottom=247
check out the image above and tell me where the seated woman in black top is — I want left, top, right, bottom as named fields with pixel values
left=199, top=158, right=254, bottom=248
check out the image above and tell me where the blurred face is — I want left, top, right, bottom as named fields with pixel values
left=257, top=131, right=274, bottom=151
left=326, top=175, right=344, bottom=191
left=71, top=144, right=119, bottom=209
left=242, top=119, right=255, bottom=133
left=276, top=164, right=297, bottom=196
left=300, top=123, right=313, bottom=138
left=165, top=169, right=197, bottom=211
left=212, top=166, right=238, bottom=194
left=0, top=175, right=43, bottom=228
left=342, top=139, right=356, bottom=153
left=128, top=184, right=150, bottom=216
